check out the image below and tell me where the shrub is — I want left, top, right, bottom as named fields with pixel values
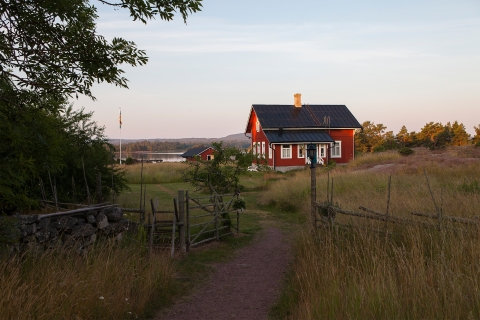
left=125, top=157, right=135, bottom=165
left=398, top=147, right=414, bottom=156
left=475, top=140, right=480, bottom=147
left=373, top=145, right=386, bottom=153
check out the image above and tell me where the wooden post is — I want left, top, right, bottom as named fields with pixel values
left=171, top=202, right=176, bottom=258
left=178, top=190, right=186, bottom=252
left=39, top=179, right=47, bottom=201
left=311, top=164, right=316, bottom=230
left=149, top=198, right=156, bottom=254
left=96, top=172, right=102, bottom=204
left=185, top=190, right=190, bottom=252
left=215, top=193, right=220, bottom=241
left=326, top=171, right=330, bottom=203
left=71, top=176, right=77, bottom=204
left=139, top=156, right=144, bottom=223
left=386, top=175, right=392, bottom=215
left=81, top=157, right=91, bottom=205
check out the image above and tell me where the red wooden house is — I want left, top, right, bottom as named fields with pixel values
left=245, top=94, right=361, bottom=172
left=181, top=146, right=215, bottom=161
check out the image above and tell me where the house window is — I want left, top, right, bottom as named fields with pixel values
left=252, top=142, right=257, bottom=155
left=281, top=144, right=292, bottom=159
left=256, top=120, right=260, bottom=132
left=262, top=142, right=266, bottom=158
left=269, top=145, right=273, bottom=159
left=298, top=144, right=305, bottom=158
left=319, top=145, right=326, bottom=158
left=207, top=154, right=214, bottom=161
left=331, top=141, right=341, bottom=158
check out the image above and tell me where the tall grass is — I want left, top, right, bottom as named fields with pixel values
left=260, top=160, right=480, bottom=219
left=0, top=238, right=175, bottom=319
left=280, top=226, right=480, bottom=319
left=123, top=162, right=187, bottom=184
left=265, top=152, right=480, bottom=318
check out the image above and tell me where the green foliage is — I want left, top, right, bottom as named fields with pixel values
left=398, top=147, right=414, bottom=156
left=417, top=122, right=452, bottom=149
left=473, top=125, right=480, bottom=145
left=355, top=121, right=387, bottom=153
left=183, top=142, right=255, bottom=194
left=447, top=121, right=470, bottom=146
left=373, top=145, right=386, bottom=153
left=0, top=78, right=128, bottom=211
left=0, top=0, right=202, bottom=99
left=232, top=197, right=246, bottom=210
left=1, top=0, right=202, bottom=211
left=125, top=157, right=136, bottom=165
left=0, top=215, right=20, bottom=248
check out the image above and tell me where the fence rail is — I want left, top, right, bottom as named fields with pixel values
left=313, top=172, right=479, bottom=233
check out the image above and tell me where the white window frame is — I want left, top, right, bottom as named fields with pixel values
left=281, top=144, right=292, bottom=159
left=269, top=145, right=273, bottom=159
left=331, top=141, right=341, bottom=158
left=261, top=142, right=266, bottom=157
left=319, top=145, right=326, bottom=158
left=298, top=144, right=305, bottom=158
left=207, top=154, right=214, bottom=161
left=252, top=142, right=257, bottom=155
left=256, top=120, right=260, bottom=132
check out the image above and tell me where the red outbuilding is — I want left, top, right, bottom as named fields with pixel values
left=244, top=94, right=361, bottom=172
left=181, top=146, right=215, bottom=161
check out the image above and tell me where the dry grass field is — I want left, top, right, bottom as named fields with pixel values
left=0, top=239, right=175, bottom=319
left=268, top=146, right=480, bottom=319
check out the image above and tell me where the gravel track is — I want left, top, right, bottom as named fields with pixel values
left=156, top=226, right=292, bottom=320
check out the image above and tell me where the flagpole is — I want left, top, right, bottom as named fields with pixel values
left=119, top=108, right=122, bottom=165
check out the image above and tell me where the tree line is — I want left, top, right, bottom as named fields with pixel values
left=114, top=140, right=251, bottom=153
left=356, top=121, right=480, bottom=153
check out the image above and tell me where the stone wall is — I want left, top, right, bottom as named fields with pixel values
left=1, top=206, right=132, bottom=252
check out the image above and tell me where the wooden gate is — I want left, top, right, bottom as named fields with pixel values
left=185, top=191, right=242, bottom=251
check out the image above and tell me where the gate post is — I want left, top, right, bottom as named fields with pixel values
left=178, top=190, right=186, bottom=252
left=214, top=193, right=219, bottom=241
left=185, top=190, right=190, bottom=252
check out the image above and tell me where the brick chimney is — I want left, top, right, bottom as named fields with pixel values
left=294, top=93, right=301, bottom=108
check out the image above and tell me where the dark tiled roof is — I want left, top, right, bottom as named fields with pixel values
left=264, top=130, right=335, bottom=144
left=181, top=146, right=212, bottom=158
left=253, top=104, right=361, bottom=129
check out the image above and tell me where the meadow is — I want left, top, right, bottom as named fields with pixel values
left=267, top=148, right=480, bottom=319
left=2, top=148, right=480, bottom=319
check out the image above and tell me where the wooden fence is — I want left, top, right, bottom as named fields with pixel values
left=313, top=171, right=480, bottom=232
left=123, top=190, right=242, bottom=256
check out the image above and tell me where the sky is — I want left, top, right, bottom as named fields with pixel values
left=74, top=0, right=480, bottom=139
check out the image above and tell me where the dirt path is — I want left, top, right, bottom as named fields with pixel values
left=156, top=225, right=292, bottom=320
left=154, top=184, right=177, bottom=196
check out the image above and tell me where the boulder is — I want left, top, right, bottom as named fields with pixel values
left=53, top=216, right=77, bottom=230
left=16, top=214, right=39, bottom=224
left=101, top=207, right=123, bottom=222
left=72, top=224, right=96, bottom=239
left=19, top=224, right=36, bottom=237
left=87, top=215, right=96, bottom=224
left=36, top=218, right=50, bottom=230
left=96, top=213, right=108, bottom=229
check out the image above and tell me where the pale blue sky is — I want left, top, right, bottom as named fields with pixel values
left=75, top=0, right=480, bottom=139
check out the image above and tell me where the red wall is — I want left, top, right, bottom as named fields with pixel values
left=329, top=129, right=355, bottom=163
left=200, top=148, right=214, bottom=161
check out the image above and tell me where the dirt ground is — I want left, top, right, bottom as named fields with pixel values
left=156, top=225, right=292, bottom=320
